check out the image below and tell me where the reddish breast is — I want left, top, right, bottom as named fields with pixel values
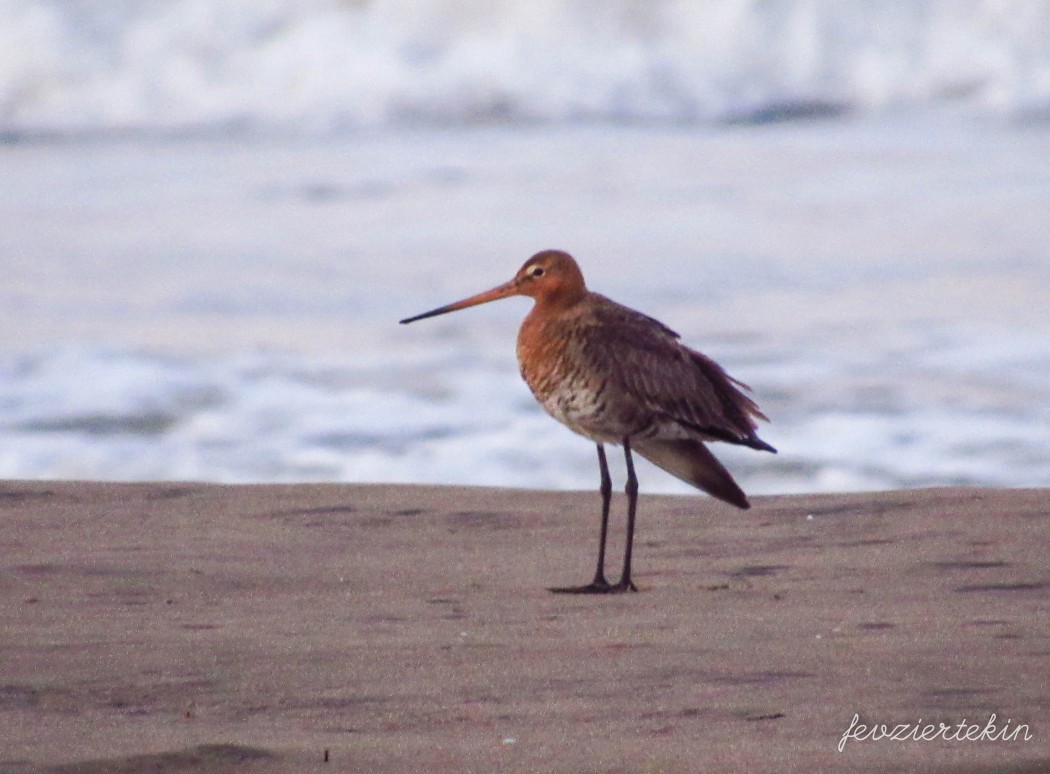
left=516, top=296, right=632, bottom=443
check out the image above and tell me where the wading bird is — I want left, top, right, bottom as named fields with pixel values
left=400, top=250, right=775, bottom=593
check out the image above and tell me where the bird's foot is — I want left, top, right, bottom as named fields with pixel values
left=548, top=576, right=612, bottom=594
left=611, top=578, right=638, bottom=593
left=548, top=577, right=638, bottom=594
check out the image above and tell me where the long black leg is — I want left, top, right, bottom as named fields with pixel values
left=591, top=443, right=612, bottom=586
left=548, top=443, right=613, bottom=593
left=613, top=436, right=639, bottom=592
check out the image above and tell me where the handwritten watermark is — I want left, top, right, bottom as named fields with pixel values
left=839, top=713, right=1032, bottom=752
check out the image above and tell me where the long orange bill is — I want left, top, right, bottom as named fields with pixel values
left=399, top=279, right=519, bottom=324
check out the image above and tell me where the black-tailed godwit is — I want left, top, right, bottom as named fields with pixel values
left=400, top=249, right=775, bottom=593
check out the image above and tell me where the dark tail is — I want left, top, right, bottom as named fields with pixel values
left=632, top=438, right=750, bottom=509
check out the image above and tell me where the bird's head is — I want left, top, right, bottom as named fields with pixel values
left=399, top=249, right=587, bottom=324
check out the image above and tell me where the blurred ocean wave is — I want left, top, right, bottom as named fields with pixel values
left=2, top=0, right=1050, bottom=137
left=1, top=327, right=1047, bottom=493
left=1, top=8, right=1048, bottom=493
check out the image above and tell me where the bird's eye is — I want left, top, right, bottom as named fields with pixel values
left=529, top=266, right=545, bottom=277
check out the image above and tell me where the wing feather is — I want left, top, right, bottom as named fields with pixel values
left=573, top=295, right=775, bottom=452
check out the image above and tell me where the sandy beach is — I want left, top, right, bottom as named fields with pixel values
left=0, top=482, right=1046, bottom=772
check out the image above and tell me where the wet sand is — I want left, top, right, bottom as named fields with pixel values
left=1, top=482, right=1047, bottom=773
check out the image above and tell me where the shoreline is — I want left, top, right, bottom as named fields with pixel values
left=2, top=482, right=1047, bottom=772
